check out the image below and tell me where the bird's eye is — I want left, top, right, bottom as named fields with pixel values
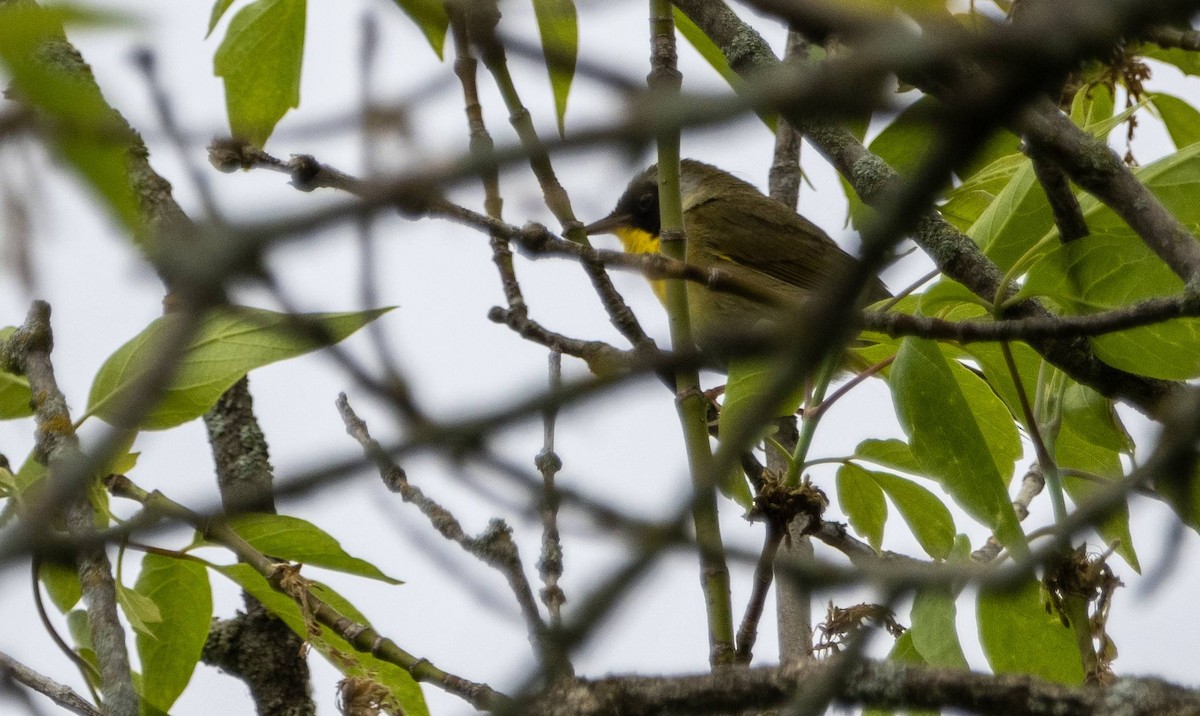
left=636, top=193, right=655, bottom=213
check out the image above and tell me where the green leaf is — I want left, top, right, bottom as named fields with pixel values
left=969, top=157, right=1051, bottom=273
left=1069, top=82, right=1115, bottom=129
left=960, top=128, right=1022, bottom=183
left=1059, top=383, right=1133, bottom=455
left=134, top=555, right=212, bottom=714
left=0, top=328, right=33, bottom=419
left=206, top=0, right=237, bottom=36
left=852, top=438, right=924, bottom=476
left=1018, top=142, right=1200, bottom=379
left=909, top=588, right=968, bottom=668
left=1026, top=231, right=1200, bottom=380
left=216, top=563, right=428, bottom=716
left=890, top=338, right=1024, bottom=551
left=213, top=0, right=306, bottom=147
left=117, top=582, right=162, bottom=637
left=941, top=153, right=1026, bottom=232
left=836, top=463, right=887, bottom=550
left=533, top=0, right=577, bottom=137
left=1161, top=462, right=1200, bottom=533
left=66, top=608, right=94, bottom=652
left=960, top=340, right=1043, bottom=426
left=1056, top=423, right=1139, bottom=572
left=1141, top=41, right=1200, bottom=78
left=673, top=7, right=735, bottom=85
left=847, top=97, right=940, bottom=230
left=1150, top=93, right=1200, bottom=150
left=13, top=452, right=44, bottom=496
left=919, top=279, right=991, bottom=320
left=978, top=577, right=1084, bottom=684
left=39, top=559, right=82, bottom=612
left=869, top=97, right=937, bottom=178
left=0, top=6, right=141, bottom=232
left=868, top=471, right=956, bottom=559
left=947, top=356, right=1023, bottom=488
left=717, top=356, right=806, bottom=508
left=223, top=514, right=401, bottom=584
left=390, top=0, right=448, bottom=58
left=964, top=96, right=1141, bottom=272
left=85, top=306, right=391, bottom=430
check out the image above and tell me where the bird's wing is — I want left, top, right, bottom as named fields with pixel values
left=686, top=196, right=880, bottom=297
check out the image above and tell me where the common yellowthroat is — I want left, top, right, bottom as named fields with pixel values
left=585, top=159, right=889, bottom=349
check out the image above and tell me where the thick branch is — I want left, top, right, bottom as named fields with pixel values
left=1017, top=96, right=1200, bottom=281
left=201, top=376, right=314, bottom=716
left=2, top=303, right=138, bottom=716
left=526, top=659, right=1200, bottom=716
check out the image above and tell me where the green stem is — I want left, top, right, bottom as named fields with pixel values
left=1063, top=594, right=1100, bottom=681
left=650, top=0, right=734, bottom=667
left=784, top=354, right=838, bottom=485
left=1029, top=358, right=1069, bottom=523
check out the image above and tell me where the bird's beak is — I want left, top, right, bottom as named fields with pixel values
left=583, top=212, right=631, bottom=236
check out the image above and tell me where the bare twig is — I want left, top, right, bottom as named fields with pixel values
left=768, top=30, right=808, bottom=210
left=536, top=351, right=567, bottom=628
left=735, top=521, right=784, bottom=663
left=334, top=394, right=564, bottom=677
left=1142, top=24, right=1200, bottom=51
left=0, top=650, right=100, bottom=716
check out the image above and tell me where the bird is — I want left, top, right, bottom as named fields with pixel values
left=584, top=159, right=889, bottom=353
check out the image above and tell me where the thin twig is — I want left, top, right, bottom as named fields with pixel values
left=768, top=29, right=808, bottom=210
left=334, top=394, right=563, bottom=676
left=30, top=558, right=100, bottom=695
left=735, top=521, right=784, bottom=663
left=536, top=351, right=567, bottom=628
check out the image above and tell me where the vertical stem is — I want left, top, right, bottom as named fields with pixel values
left=767, top=29, right=817, bottom=663
left=1007, top=343, right=1067, bottom=522
left=1063, top=593, right=1101, bottom=682
left=769, top=31, right=808, bottom=210
left=537, top=350, right=567, bottom=628
left=785, top=355, right=838, bottom=484
left=650, top=0, right=734, bottom=667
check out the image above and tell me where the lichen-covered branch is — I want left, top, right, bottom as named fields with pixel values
left=1, top=302, right=137, bottom=716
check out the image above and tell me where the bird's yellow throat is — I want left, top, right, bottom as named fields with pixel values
left=614, top=226, right=660, bottom=255
left=614, top=227, right=667, bottom=302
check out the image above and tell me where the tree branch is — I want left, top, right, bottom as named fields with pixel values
left=525, top=658, right=1200, bottom=716
left=334, top=394, right=568, bottom=678
left=0, top=649, right=100, bottom=716
left=2, top=302, right=138, bottom=716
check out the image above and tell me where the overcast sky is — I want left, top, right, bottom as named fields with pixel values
left=2, top=1, right=1199, bottom=714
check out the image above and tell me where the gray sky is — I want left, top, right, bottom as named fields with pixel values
left=2, top=1, right=1199, bottom=714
